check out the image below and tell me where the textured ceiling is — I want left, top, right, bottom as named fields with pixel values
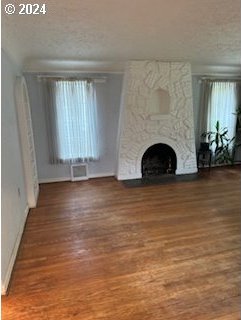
left=2, top=0, right=241, bottom=71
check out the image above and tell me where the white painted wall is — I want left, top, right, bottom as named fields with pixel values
left=1, top=50, right=28, bottom=294
left=24, top=73, right=123, bottom=182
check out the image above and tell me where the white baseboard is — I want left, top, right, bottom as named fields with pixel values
left=88, top=172, right=114, bottom=179
left=1, top=205, right=29, bottom=295
left=39, top=173, right=114, bottom=184
left=39, top=177, right=71, bottom=184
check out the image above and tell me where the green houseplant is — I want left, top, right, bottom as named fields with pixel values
left=201, top=120, right=236, bottom=164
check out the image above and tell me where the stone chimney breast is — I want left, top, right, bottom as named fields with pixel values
left=116, top=61, right=197, bottom=180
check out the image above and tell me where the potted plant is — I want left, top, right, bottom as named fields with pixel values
left=201, top=120, right=236, bottom=165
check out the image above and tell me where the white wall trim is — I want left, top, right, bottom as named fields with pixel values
left=191, top=64, right=241, bottom=76
left=24, top=59, right=126, bottom=74
left=1, top=206, right=29, bottom=295
left=15, top=76, right=39, bottom=208
left=39, top=177, right=71, bottom=184
left=88, top=172, right=114, bottom=179
left=39, top=172, right=114, bottom=184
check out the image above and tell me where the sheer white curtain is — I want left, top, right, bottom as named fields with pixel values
left=45, top=79, right=99, bottom=164
left=200, top=80, right=238, bottom=152
left=207, top=82, right=236, bottom=137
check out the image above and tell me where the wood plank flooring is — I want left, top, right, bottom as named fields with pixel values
left=2, top=166, right=241, bottom=320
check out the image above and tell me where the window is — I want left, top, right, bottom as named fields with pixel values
left=200, top=80, right=238, bottom=152
left=207, top=82, right=237, bottom=146
left=45, top=79, right=99, bottom=164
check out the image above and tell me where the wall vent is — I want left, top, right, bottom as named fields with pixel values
left=70, top=164, right=88, bottom=181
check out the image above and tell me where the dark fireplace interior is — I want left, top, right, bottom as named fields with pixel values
left=142, top=143, right=177, bottom=177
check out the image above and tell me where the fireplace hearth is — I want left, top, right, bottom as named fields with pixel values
left=142, top=143, right=177, bottom=177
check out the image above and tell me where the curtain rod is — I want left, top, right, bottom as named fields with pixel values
left=200, top=77, right=241, bottom=82
left=37, top=75, right=107, bottom=83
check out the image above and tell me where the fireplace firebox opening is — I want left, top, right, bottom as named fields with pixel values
left=141, top=143, right=177, bottom=177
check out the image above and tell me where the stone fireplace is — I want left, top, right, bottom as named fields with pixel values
left=142, top=143, right=177, bottom=177
left=116, top=61, right=197, bottom=180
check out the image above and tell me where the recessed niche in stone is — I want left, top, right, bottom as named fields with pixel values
left=141, top=143, right=177, bottom=177
left=148, top=88, right=170, bottom=115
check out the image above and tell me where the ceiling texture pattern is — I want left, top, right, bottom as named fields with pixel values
left=2, top=0, right=241, bottom=72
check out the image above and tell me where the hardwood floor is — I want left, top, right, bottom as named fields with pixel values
left=2, top=167, right=241, bottom=320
